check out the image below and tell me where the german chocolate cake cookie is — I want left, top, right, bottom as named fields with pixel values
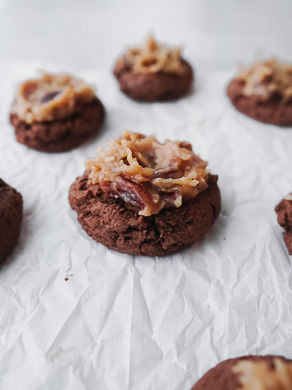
left=69, top=131, right=220, bottom=256
left=10, top=71, right=105, bottom=152
left=227, top=58, right=292, bottom=126
left=114, top=36, right=193, bottom=102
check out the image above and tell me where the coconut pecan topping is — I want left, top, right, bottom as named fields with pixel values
left=238, top=58, right=292, bottom=103
left=117, top=36, right=189, bottom=75
left=233, top=359, right=292, bottom=389
left=86, top=131, right=209, bottom=216
left=11, top=71, right=96, bottom=123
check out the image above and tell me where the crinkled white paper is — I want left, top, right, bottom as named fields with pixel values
left=0, top=62, right=292, bottom=390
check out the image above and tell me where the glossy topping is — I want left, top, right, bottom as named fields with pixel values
left=11, top=71, right=96, bottom=123
left=117, top=36, right=189, bottom=75
left=233, top=359, right=292, bottom=389
left=238, top=58, right=292, bottom=103
left=86, top=131, right=209, bottom=216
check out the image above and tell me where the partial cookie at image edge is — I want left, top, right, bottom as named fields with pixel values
left=0, top=179, right=23, bottom=263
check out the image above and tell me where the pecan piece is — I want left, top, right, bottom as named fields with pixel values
left=40, top=90, right=61, bottom=103
left=101, top=176, right=155, bottom=216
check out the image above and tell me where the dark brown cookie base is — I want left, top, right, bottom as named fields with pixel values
left=10, top=98, right=105, bottom=152
left=114, top=59, right=193, bottom=102
left=227, top=79, right=292, bottom=126
left=0, top=179, right=23, bottom=263
left=275, top=195, right=292, bottom=254
left=192, top=355, right=292, bottom=390
left=69, top=173, right=220, bottom=256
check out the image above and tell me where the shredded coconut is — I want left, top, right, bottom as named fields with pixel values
left=233, top=358, right=292, bottom=389
left=238, top=58, right=292, bottom=103
left=86, top=131, right=209, bottom=216
left=11, top=70, right=96, bottom=123
left=117, top=36, right=189, bottom=75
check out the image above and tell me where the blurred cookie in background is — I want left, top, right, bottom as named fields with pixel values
left=113, top=35, right=193, bottom=102
left=227, top=58, right=292, bottom=126
left=10, top=71, right=105, bottom=152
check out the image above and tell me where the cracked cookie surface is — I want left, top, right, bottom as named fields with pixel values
left=69, top=172, right=220, bottom=256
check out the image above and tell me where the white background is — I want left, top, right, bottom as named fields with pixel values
left=0, top=1, right=292, bottom=389
left=1, top=0, right=292, bottom=71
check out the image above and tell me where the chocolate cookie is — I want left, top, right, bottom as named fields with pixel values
left=69, top=131, right=220, bottom=256
left=69, top=173, right=220, bottom=256
left=227, top=79, right=292, bottom=126
left=275, top=194, right=292, bottom=254
left=227, top=58, right=292, bottom=126
left=10, top=71, right=105, bottom=152
left=192, top=355, right=292, bottom=390
left=10, top=98, right=104, bottom=152
left=114, top=36, right=193, bottom=102
left=0, top=179, right=23, bottom=262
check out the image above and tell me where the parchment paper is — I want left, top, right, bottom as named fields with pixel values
left=0, top=62, right=292, bottom=390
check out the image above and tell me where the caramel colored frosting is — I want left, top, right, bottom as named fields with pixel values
left=86, top=131, right=209, bottom=216
left=238, top=58, right=292, bottom=103
left=117, top=36, right=189, bottom=75
left=233, top=359, right=292, bottom=389
left=11, top=71, right=96, bottom=123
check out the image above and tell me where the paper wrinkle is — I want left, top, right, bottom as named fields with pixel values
left=1, top=62, right=292, bottom=389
